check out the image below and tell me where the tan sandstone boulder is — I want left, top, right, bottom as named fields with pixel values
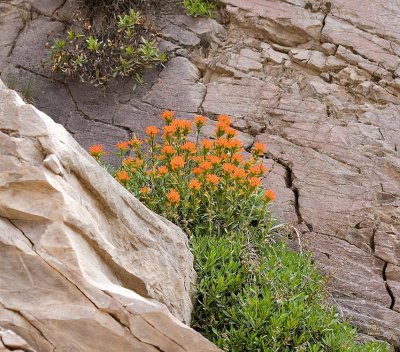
left=0, top=80, right=219, bottom=352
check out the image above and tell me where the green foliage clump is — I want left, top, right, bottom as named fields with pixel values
left=183, top=0, right=216, bottom=17
left=49, top=9, right=166, bottom=85
left=192, top=233, right=390, bottom=351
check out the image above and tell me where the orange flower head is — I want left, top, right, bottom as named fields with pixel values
left=206, top=174, right=220, bottom=186
left=181, top=141, right=197, bottom=154
left=215, top=137, right=228, bottom=148
left=249, top=163, right=266, bottom=176
left=193, top=167, right=203, bottom=176
left=199, top=161, right=213, bottom=171
left=116, top=170, right=130, bottom=183
left=201, top=139, right=214, bottom=151
left=206, top=155, right=222, bottom=165
left=170, top=155, right=185, bottom=170
left=189, top=179, right=202, bottom=191
left=252, top=142, right=266, bottom=155
left=222, top=163, right=236, bottom=174
left=215, top=121, right=229, bottom=137
left=221, top=152, right=229, bottom=161
left=192, top=155, right=203, bottom=163
left=166, top=189, right=180, bottom=204
left=194, top=115, right=206, bottom=128
left=140, top=186, right=150, bottom=195
left=263, top=189, right=276, bottom=202
left=161, top=110, right=174, bottom=123
left=116, top=141, right=129, bottom=151
left=232, top=167, right=247, bottom=180
left=248, top=176, right=262, bottom=188
left=146, top=126, right=159, bottom=138
left=226, top=139, right=242, bottom=151
left=225, top=127, right=237, bottom=139
left=218, top=114, right=231, bottom=126
left=158, top=166, right=168, bottom=176
left=122, top=156, right=133, bottom=166
left=129, top=137, right=142, bottom=149
left=161, top=144, right=175, bottom=155
left=232, top=153, right=244, bottom=164
left=163, top=125, right=177, bottom=137
left=134, top=157, right=144, bottom=167
left=89, top=144, right=106, bottom=158
left=172, top=119, right=193, bottom=134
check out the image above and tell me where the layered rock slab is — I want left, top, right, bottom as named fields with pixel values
left=0, top=80, right=219, bottom=352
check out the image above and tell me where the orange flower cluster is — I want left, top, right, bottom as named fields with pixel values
left=116, top=141, right=129, bottom=151
left=166, top=189, right=180, bottom=204
left=89, top=144, right=106, bottom=159
left=161, top=110, right=174, bottom=123
left=116, top=170, right=130, bottom=183
left=170, top=155, right=185, bottom=170
left=89, top=110, right=275, bottom=208
left=189, top=179, right=202, bottom=190
left=263, top=189, right=276, bottom=202
left=194, top=115, right=206, bottom=128
left=146, top=126, right=159, bottom=138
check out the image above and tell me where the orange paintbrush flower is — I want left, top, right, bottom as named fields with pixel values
left=222, top=163, right=236, bottom=174
left=140, top=186, right=150, bottom=195
left=116, top=141, right=129, bottom=151
left=206, top=155, right=222, bottom=165
left=201, top=139, right=214, bottom=151
left=194, top=115, right=206, bottom=128
left=226, top=139, right=242, bottom=151
left=248, top=177, right=262, bottom=188
left=166, top=189, right=180, bottom=204
left=129, top=137, right=142, bottom=149
left=189, top=179, right=202, bottom=190
left=218, top=114, right=231, bottom=126
left=161, top=144, right=175, bottom=155
left=170, top=155, right=185, bottom=170
left=181, top=142, right=197, bottom=154
left=249, top=163, right=266, bottom=176
left=252, top=142, right=266, bottom=155
left=232, top=167, right=247, bottom=180
left=161, top=110, right=174, bottom=123
left=158, top=166, right=168, bottom=176
left=116, top=170, right=130, bottom=183
left=146, top=126, right=159, bottom=138
left=206, top=174, right=220, bottom=186
left=263, top=189, right=276, bottom=202
left=199, top=161, right=213, bottom=171
left=89, top=144, right=106, bottom=158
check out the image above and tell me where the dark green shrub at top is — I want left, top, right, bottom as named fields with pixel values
left=49, top=9, right=166, bottom=85
left=183, top=0, right=216, bottom=18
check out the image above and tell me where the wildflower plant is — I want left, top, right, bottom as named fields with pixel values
left=92, top=111, right=275, bottom=237
left=49, top=8, right=166, bottom=85
left=89, top=112, right=391, bottom=352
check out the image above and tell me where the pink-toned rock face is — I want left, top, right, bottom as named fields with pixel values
left=0, top=81, right=220, bottom=352
left=1, top=0, right=400, bottom=348
left=209, top=0, right=400, bottom=347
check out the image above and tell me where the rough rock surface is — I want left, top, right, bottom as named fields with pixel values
left=0, top=80, right=219, bottom=352
left=1, top=0, right=400, bottom=347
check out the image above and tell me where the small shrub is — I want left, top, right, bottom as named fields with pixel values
left=89, top=111, right=392, bottom=352
left=49, top=8, right=166, bottom=85
left=183, top=0, right=216, bottom=17
left=192, top=233, right=390, bottom=351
